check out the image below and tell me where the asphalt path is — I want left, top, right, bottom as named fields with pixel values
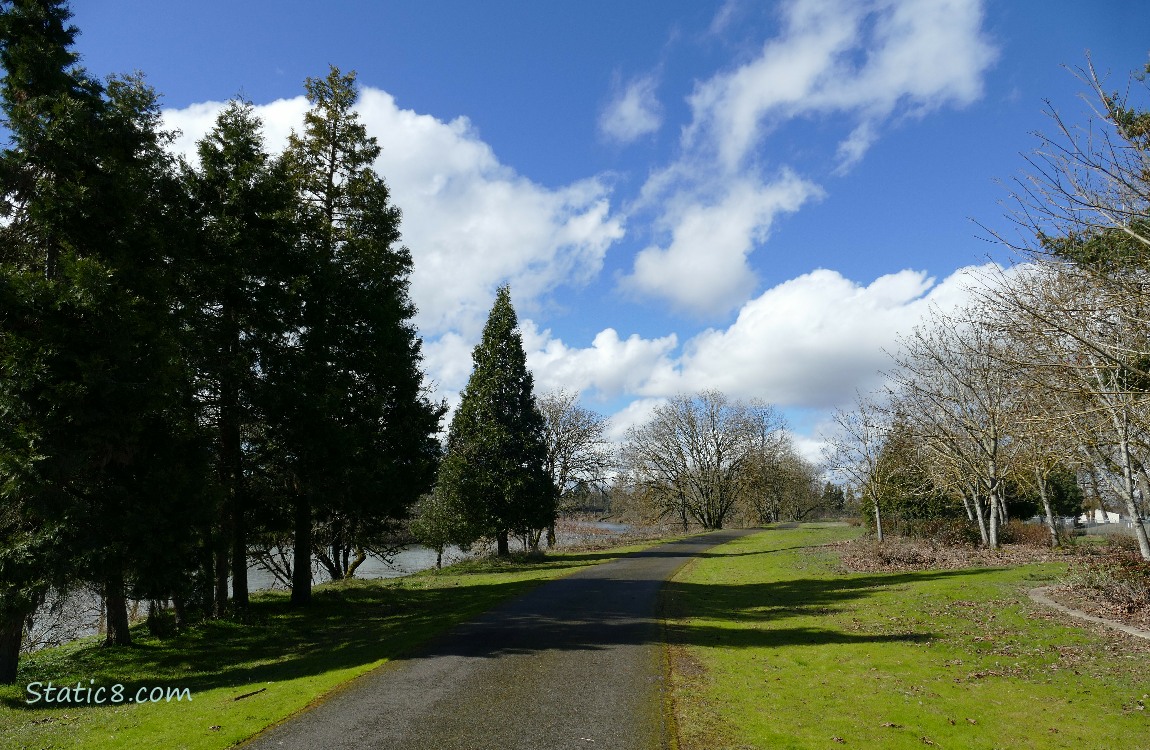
left=243, top=528, right=756, bottom=750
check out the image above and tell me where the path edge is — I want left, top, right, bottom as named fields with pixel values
left=1028, top=586, right=1150, bottom=641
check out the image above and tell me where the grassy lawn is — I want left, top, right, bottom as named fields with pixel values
left=663, top=525, right=1150, bottom=750
left=0, top=541, right=666, bottom=750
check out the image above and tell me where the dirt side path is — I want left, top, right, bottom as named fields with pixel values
left=242, top=529, right=756, bottom=750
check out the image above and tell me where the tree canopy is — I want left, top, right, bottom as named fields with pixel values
left=436, top=286, right=555, bottom=555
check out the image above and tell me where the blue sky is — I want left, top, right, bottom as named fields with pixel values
left=65, top=0, right=1148, bottom=456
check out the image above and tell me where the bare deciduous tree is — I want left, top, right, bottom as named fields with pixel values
left=536, top=390, right=614, bottom=546
left=823, top=395, right=896, bottom=543
left=623, top=391, right=786, bottom=530
left=888, top=308, right=1019, bottom=548
left=987, top=265, right=1150, bottom=558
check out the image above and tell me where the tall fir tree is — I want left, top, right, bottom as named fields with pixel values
left=437, top=285, right=556, bottom=556
left=0, top=0, right=205, bottom=674
left=276, top=67, right=442, bottom=604
left=184, top=100, right=302, bottom=613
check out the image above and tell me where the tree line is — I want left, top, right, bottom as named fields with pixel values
left=0, top=0, right=445, bottom=681
left=824, top=57, right=1150, bottom=561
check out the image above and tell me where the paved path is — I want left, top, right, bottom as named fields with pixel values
left=243, top=529, right=754, bottom=750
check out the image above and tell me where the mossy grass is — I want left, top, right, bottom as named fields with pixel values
left=0, top=539, right=669, bottom=750
left=664, top=524, right=1149, bottom=750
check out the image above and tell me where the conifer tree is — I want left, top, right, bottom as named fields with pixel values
left=185, top=100, right=301, bottom=612
left=437, top=286, right=556, bottom=555
left=0, top=0, right=205, bottom=670
left=277, top=67, right=442, bottom=604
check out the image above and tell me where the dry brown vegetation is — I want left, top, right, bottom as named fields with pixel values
left=835, top=533, right=1150, bottom=635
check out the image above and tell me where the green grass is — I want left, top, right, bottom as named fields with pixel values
left=0, top=541, right=668, bottom=750
left=664, top=525, right=1150, bottom=750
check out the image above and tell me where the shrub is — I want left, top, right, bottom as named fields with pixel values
left=1065, top=544, right=1150, bottom=612
left=902, top=518, right=982, bottom=547
left=999, top=519, right=1056, bottom=547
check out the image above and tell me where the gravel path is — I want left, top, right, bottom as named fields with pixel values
left=242, top=529, right=755, bottom=750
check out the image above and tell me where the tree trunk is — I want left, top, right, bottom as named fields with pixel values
left=1117, top=438, right=1150, bottom=560
left=987, top=493, right=1000, bottom=550
left=172, top=596, right=188, bottom=631
left=972, top=493, right=989, bottom=547
left=345, top=547, right=368, bottom=578
left=435, top=548, right=443, bottom=569
left=291, top=494, right=312, bottom=606
left=959, top=491, right=975, bottom=522
left=496, top=530, right=510, bottom=556
left=214, top=526, right=229, bottom=617
left=231, top=502, right=248, bottom=609
left=221, top=378, right=249, bottom=609
left=104, top=571, right=132, bottom=647
left=0, top=611, right=25, bottom=684
left=1036, top=469, right=1060, bottom=548
left=872, top=493, right=884, bottom=543
left=546, top=523, right=556, bottom=548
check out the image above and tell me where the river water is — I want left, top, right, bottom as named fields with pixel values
left=24, top=521, right=634, bottom=652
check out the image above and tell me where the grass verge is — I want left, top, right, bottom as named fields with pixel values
left=0, top=540, right=667, bottom=750
left=663, top=524, right=1150, bottom=750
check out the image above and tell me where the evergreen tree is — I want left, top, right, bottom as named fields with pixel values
left=184, top=100, right=301, bottom=613
left=409, top=491, right=474, bottom=569
left=277, top=67, right=442, bottom=604
left=437, top=286, right=555, bottom=556
left=0, top=0, right=205, bottom=670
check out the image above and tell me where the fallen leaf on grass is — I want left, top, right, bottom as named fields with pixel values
left=881, top=722, right=903, bottom=729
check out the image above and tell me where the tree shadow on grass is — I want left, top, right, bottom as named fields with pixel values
left=2, top=540, right=976, bottom=711
left=3, top=576, right=550, bottom=710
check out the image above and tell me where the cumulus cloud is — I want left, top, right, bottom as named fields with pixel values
left=620, top=0, right=996, bottom=313
left=162, top=88, right=625, bottom=338
left=603, top=397, right=670, bottom=444
left=519, top=264, right=994, bottom=421
left=521, top=321, right=678, bottom=399
left=622, top=171, right=823, bottom=315
left=426, top=261, right=998, bottom=444
left=789, top=431, right=829, bottom=466
left=665, top=265, right=989, bottom=407
left=599, top=75, right=663, bottom=143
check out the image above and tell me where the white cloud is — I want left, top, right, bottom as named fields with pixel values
left=686, top=0, right=864, bottom=171
left=685, top=0, right=998, bottom=171
left=421, top=332, right=476, bottom=405
left=617, top=0, right=996, bottom=314
left=162, top=88, right=625, bottom=339
left=664, top=265, right=989, bottom=407
left=622, top=170, right=823, bottom=315
left=604, top=397, right=669, bottom=444
left=599, top=75, right=663, bottom=143
left=522, top=265, right=993, bottom=418
left=521, top=321, right=678, bottom=399
left=834, top=121, right=876, bottom=175
left=708, top=0, right=740, bottom=36
left=789, top=431, right=828, bottom=466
